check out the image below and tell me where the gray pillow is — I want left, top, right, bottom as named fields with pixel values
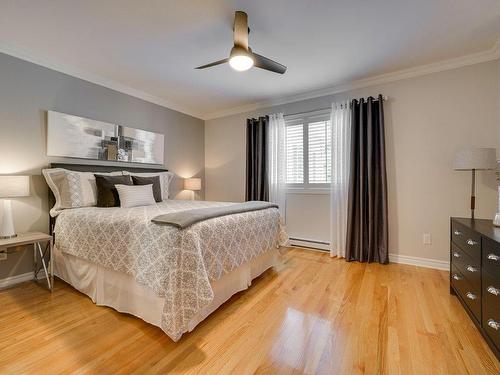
left=95, top=174, right=133, bottom=207
left=132, top=175, right=162, bottom=202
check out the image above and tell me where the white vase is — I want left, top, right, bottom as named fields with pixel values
left=494, top=186, right=500, bottom=227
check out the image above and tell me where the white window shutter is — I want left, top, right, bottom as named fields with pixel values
left=308, top=121, right=332, bottom=183
left=285, top=124, right=304, bottom=183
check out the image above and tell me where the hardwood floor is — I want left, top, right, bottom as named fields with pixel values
left=0, top=247, right=498, bottom=374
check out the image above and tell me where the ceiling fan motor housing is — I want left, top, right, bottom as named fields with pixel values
left=230, top=45, right=252, bottom=58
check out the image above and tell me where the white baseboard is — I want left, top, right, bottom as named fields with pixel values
left=290, top=239, right=330, bottom=251
left=389, top=253, right=449, bottom=271
left=0, top=271, right=35, bottom=289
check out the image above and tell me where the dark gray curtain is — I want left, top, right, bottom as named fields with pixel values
left=346, top=95, right=388, bottom=264
left=246, top=116, right=269, bottom=201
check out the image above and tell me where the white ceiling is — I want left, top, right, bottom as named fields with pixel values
left=1, top=0, right=500, bottom=119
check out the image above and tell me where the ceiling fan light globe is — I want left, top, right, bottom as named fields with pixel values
left=229, top=55, right=254, bottom=71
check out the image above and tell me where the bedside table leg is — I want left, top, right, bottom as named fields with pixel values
left=50, top=239, right=54, bottom=292
left=36, top=242, right=51, bottom=291
left=33, top=243, right=37, bottom=279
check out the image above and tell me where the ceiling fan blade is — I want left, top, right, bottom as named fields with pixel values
left=234, top=11, right=249, bottom=50
left=195, top=58, right=229, bottom=69
left=252, top=53, right=287, bottom=74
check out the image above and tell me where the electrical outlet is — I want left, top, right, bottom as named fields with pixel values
left=0, top=252, right=7, bottom=261
left=423, top=233, right=432, bottom=245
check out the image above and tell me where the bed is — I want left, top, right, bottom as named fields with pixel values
left=46, top=164, right=287, bottom=341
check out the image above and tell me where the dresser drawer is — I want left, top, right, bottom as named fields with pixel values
left=451, top=264, right=481, bottom=323
left=483, top=237, right=500, bottom=276
left=451, top=242, right=481, bottom=289
left=451, top=221, right=481, bottom=261
left=482, top=271, right=500, bottom=351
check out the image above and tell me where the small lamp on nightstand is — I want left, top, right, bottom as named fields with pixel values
left=184, top=178, right=201, bottom=200
left=0, top=175, right=30, bottom=239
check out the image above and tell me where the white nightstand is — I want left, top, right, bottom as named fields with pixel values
left=0, top=232, right=53, bottom=291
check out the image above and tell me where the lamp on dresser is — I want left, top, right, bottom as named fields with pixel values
left=454, top=147, right=497, bottom=219
left=0, top=175, right=30, bottom=238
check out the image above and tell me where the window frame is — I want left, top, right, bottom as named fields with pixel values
left=284, top=109, right=332, bottom=190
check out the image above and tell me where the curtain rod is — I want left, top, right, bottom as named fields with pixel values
left=283, top=95, right=388, bottom=118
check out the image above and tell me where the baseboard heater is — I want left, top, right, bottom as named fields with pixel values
left=289, top=237, right=330, bottom=252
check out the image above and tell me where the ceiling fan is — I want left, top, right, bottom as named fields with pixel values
left=195, top=11, right=287, bottom=74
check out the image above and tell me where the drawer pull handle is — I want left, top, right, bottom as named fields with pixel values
left=487, top=319, right=500, bottom=330
left=487, top=286, right=500, bottom=296
left=466, top=239, right=478, bottom=246
left=466, top=292, right=477, bottom=300
left=452, top=274, right=462, bottom=281
left=466, top=265, right=478, bottom=273
left=487, top=253, right=499, bottom=262
left=453, top=252, right=461, bottom=258
left=453, top=230, right=462, bottom=236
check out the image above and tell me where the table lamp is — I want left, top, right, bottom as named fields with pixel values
left=454, top=148, right=496, bottom=219
left=184, top=178, right=201, bottom=200
left=0, top=175, right=30, bottom=239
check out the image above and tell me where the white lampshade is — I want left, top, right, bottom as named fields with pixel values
left=454, top=148, right=497, bottom=171
left=0, top=176, right=30, bottom=198
left=184, top=178, right=201, bottom=191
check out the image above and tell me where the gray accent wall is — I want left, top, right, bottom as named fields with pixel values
left=0, top=52, right=205, bottom=280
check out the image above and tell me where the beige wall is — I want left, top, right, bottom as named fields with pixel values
left=0, top=52, right=205, bottom=280
left=205, top=60, right=500, bottom=262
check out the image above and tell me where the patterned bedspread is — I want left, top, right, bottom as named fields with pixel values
left=54, top=199, right=288, bottom=341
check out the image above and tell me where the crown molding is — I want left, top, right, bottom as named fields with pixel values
left=204, top=38, right=500, bottom=120
left=0, top=42, right=204, bottom=120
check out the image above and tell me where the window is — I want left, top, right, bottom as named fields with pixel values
left=285, top=111, right=331, bottom=188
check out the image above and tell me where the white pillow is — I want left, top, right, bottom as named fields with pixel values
left=115, top=184, right=156, bottom=208
left=122, top=171, right=174, bottom=201
left=43, top=168, right=122, bottom=216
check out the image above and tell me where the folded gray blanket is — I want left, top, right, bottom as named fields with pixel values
left=152, top=201, right=279, bottom=229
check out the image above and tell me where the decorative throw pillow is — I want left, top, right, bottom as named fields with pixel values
left=95, top=174, right=133, bottom=207
left=132, top=175, right=162, bottom=202
left=123, top=171, right=174, bottom=201
left=115, top=184, right=156, bottom=208
left=43, top=168, right=122, bottom=216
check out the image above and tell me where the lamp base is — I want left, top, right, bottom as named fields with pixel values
left=0, top=234, right=17, bottom=239
left=0, top=199, right=16, bottom=239
left=494, top=213, right=500, bottom=227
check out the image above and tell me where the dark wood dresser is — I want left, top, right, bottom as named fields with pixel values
left=450, top=217, right=500, bottom=360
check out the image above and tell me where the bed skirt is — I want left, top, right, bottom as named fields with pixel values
left=53, top=245, right=279, bottom=335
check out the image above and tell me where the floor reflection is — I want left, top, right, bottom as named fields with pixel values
left=271, top=307, right=332, bottom=373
